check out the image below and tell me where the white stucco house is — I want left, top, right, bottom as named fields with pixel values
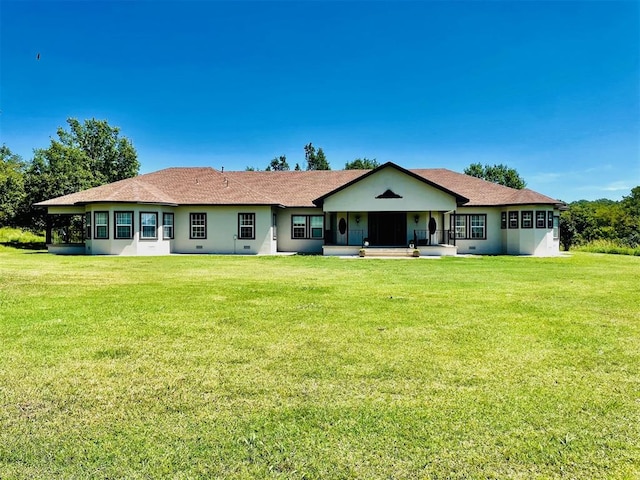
left=35, top=162, right=564, bottom=256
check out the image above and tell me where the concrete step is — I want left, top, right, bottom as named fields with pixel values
left=360, top=247, right=418, bottom=257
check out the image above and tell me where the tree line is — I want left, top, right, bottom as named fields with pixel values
left=560, top=191, right=640, bottom=250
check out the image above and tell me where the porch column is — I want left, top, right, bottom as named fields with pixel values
left=46, top=215, right=52, bottom=244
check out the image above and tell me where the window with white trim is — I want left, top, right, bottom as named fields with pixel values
left=190, top=213, right=206, bottom=239
left=94, top=211, right=109, bottom=239
left=454, top=215, right=466, bottom=239
left=163, top=213, right=174, bottom=239
left=470, top=215, right=485, bottom=239
left=453, top=214, right=487, bottom=240
left=238, top=213, right=255, bottom=239
left=115, top=211, right=133, bottom=239
left=553, top=216, right=559, bottom=239
left=508, top=211, right=519, bottom=229
left=521, top=211, right=533, bottom=229
left=291, top=215, right=324, bottom=239
left=536, top=211, right=546, bottom=228
left=140, top=212, right=158, bottom=240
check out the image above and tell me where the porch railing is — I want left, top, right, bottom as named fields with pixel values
left=413, top=229, right=455, bottom=246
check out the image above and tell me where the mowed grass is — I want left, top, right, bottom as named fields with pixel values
left=1, top=248, right=638, bottom=479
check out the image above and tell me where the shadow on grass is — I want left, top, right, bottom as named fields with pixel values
left=0, top=242, right=47, bottom=251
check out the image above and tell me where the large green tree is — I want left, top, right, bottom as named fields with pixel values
left=0, top=145, right=26, bottom=227
left=345, top=158, right=379, bottom=170
left=24, top=118, right=139, bottom=228
left=304, top=143, right=330, bottom=170
left=464, top=163, right=526, bottom=189
left=266, top=155, right=290, bottom=171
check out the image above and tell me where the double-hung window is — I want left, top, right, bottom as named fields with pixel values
left=470, top=215, right=486, bottom=239
left=454, top=215, right=466, bottom=239
left=163, top=213, right=174, bottom=239
left=521, top=211, right=533, bottom=229
left=94, top=211, right=109, bottom=239
left=238, top=213, right=255, bottom=239
left=291, top=215, right=324, bottom=239
left=140, top=212, right=158, bottom=240
left=536, top=211, right=546, bottom=228
left=547, top=211, right=554, bottom=230
left=452, top=214, right=487, bottom=240
left=501, top=212, right=507, bottom=230
left=508, top=211, right=519, bottom=229
left=190, top=213, right=207, bottom=239
left=115, top=211, right=133, bottom=239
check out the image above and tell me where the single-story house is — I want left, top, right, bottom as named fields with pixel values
left=35, top=162, right=564, bottom=256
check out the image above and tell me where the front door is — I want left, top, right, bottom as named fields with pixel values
left=368, top=212, right=406, bottom=246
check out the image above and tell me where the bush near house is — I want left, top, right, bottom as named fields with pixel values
left=0, top=227, right=45, bottom=249
left=1, top=251, right=638, bottom=479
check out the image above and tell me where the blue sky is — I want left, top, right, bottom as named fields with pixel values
left=1, top=0, right=638, bottom=202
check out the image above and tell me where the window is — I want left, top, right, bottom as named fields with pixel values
left=94, top=211, right=109, bottom=239
left=140, top=212, right=158, bottom=240
left=454, top=215, right=466, bottom=239
left=114, top=211, right=133, bottom=239
left=190, top=213, right=206, bottom=239
left=310, top=215, right=324, bottom=238
left=85, top=212, right=92, bottom=239
left=291, top=215, right=324, bottom=239
left=553, top=216, right=559, bottom=239
left=508, top=211, right=519, bottom=229
left=163, top=213, right=174, bottom=239
left=272, top=213, right=277, bottom=240
left=521, top=211, right=533, bottom=229
left=453, top=214, right=487, bottom=240
left=536, top=211, right=546, bottom=228
left=292, top=216, right=306, bottom=238
left=470, top=215, right=486, bottom=239
left=547, top=211, right=554, bottom=230
left=501, top=212, right=507, bottom=230
left=238, top=213, right=255, bottom=239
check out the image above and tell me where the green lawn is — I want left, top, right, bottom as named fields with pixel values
left=1, top=248, right=638, bottom=479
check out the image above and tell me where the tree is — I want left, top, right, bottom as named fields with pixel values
left=294, top=163, right=301, bottom=171
left=23, top=118, right=139, bottom=229
left=464, top=163, right=526, bottom=189
left=0, top=145, right=26, bottom=227
left=266, top=155, right=289, bottom=171
left=304, top=143, right=330, bottom=170
left=345, top=158, right=379, bottom=170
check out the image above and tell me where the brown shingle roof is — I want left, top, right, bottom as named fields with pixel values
left=35, top=164, right=562, bottom=208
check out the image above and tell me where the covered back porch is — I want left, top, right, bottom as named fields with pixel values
left=322, top=210, right=457, bottom=256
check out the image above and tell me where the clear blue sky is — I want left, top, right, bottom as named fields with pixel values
left=1, top=0, right=638, bottom=202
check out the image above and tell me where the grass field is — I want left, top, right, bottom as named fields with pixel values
left=1, top=247, right=638, bottom=479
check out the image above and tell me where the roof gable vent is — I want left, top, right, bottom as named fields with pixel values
left=376, top=189, right=402, bottom=199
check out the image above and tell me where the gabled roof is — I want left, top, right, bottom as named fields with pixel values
left=312, top=162, right=470, bottom=206
left=35, top=163, right=563, bottom=208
